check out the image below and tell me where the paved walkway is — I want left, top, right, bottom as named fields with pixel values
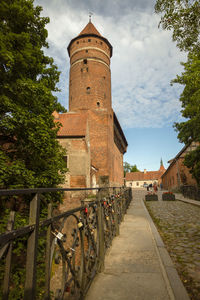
left=174, top=192, right=200, bottom=207
left=86, top=189, right=189, bottom=300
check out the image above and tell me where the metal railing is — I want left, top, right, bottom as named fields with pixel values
left=0, top=186, right=132, bottom=300
left=180, top=185, right=200, bottom=201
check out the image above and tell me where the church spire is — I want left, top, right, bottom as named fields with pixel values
left=159, top=158, right=165, bottom=172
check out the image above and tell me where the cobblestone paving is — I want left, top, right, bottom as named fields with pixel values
left=143, top=190, right=200, bottom=300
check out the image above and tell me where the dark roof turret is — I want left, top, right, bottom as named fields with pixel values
left=67, top=22, right=113, bottom=57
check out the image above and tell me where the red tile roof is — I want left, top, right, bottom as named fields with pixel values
left=67, top=22, right=113, bottom=57
left=79, top=22, right=102, bottom=37
left=159, top=165, right=165, bottom=172
left=55, top=113, right=87, bottom=137
left=125, top=170, right=165, bottom=181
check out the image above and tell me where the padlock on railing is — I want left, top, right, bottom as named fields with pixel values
left=52, top=229, right=66, bottom=245
left=77, top=219, right=84, bottom=230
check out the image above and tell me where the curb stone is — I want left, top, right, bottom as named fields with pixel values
left=142, top=199, right=190, bottom=300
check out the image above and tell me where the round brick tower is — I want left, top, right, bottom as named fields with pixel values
left=67, top=21, right=113, bottom=112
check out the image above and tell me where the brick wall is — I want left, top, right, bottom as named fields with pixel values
left=68, top=36, right=111, bottom=112
left=58, top=137, right=90, bottom=188
left=66, top=28, right=125, bottom=187
left=162, top=157, right=197, bottom=190
left=112, top=142, right=124, bottom=186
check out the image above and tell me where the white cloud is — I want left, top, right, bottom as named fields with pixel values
left=35, top=0, right=186, bottom=128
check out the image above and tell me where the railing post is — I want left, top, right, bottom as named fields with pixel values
left=2, top=211, right=15, bottom=300
left=113, top=187, right=119, bottom=236
left=121, top=187, right=126, bottom=215
left=44, top=203, right=52, bottom=300
left=97, top=188, right=105, bottom=272
left=24, top=193, right=40, bottom=300
left=80, top=199, right=86, bottom=296
left=119, top=188, right=124, bottom=222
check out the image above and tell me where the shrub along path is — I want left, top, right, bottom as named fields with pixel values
left=146, top=196, right=200, bottom=300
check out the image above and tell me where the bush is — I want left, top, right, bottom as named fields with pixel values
left=162, top=192, right=175, bottom=201
left=145, top=194, right=158, bottom=201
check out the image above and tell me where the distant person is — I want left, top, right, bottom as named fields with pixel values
left=147, top=185, right=149, bottom=191
left=160, top=183, right=163, bottom=190
left=153, top=184, right=158, bottom=192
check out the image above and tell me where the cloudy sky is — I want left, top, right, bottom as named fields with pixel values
left=35, top=0, right=186, bottom=171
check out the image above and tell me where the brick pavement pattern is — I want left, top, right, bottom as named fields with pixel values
left=146, top=192, right=200, bottom=299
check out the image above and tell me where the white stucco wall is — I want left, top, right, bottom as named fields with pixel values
left=126, top=180, right=158, bottom=188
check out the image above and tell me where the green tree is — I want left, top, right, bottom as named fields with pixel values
left=123, top=162, right=140, bottom=176
left=0, top=0, right=67, bottom=192
left=130, top=164, right=140, bottom=172
left=173, top=51, right=200, bottom=184
left=0, top=0, right=67, bottom=298
left=155, top=0, right=200, bottom=185
left=155, top=0, right=200, bottom=52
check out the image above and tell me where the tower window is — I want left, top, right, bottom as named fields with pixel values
left=86, top=50, right=88, bottom=53
left=83, top=59, right=87, bottom=64
left=100, top=41, right=103, bottom=45
left=77, top=41, right=79, bottom=44
left=86, top=87, right=91, bottom=94
left=97, top=102, right=100, bottom=107
left=88, top=39, right=91, bottom=42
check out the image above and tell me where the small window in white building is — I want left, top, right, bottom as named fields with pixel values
left=136, top=182, right=139, bottom=186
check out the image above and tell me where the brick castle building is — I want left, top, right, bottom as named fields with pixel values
left=54, top=21, right=128, bottom=188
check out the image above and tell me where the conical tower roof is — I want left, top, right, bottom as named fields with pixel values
left=79, top=22, right=102, bottom=37
left=67, top=21, right=112, bottom=57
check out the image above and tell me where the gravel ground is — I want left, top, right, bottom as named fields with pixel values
left=144, top=194, right=200, bottom=300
